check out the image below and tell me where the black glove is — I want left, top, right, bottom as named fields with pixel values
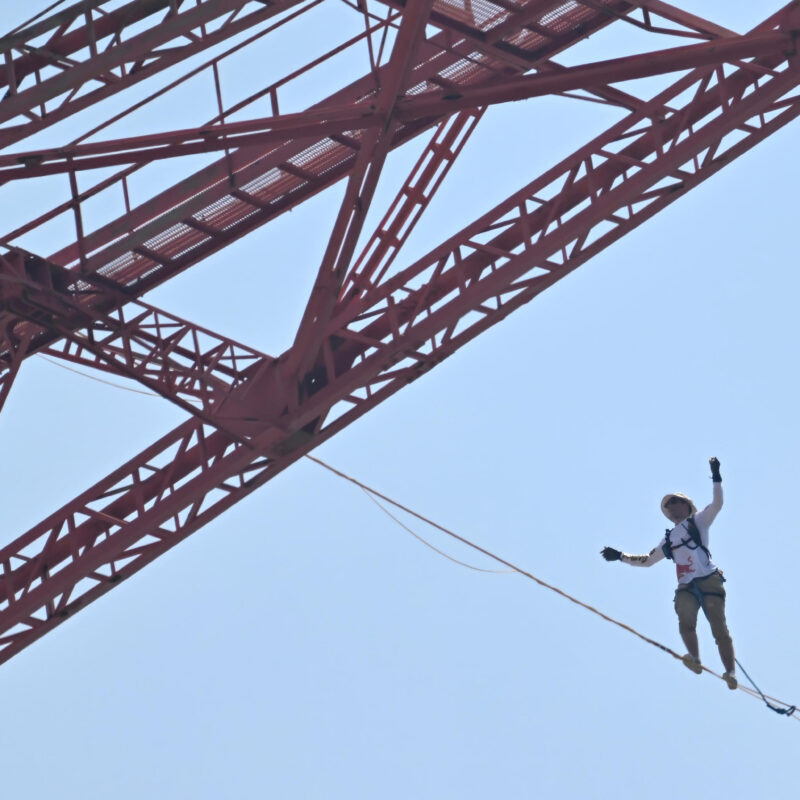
left=601, top=546, right=622, bottom=562
left=709, top=457, right=722, bottom=483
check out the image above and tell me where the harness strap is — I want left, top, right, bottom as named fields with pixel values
left=676, top=574, right=725, bottom=611
left=686, top=580, right=711, bottom=610
left=686, top=516, right=712, bottom=561
left=662, top=516, right=712, bottom=562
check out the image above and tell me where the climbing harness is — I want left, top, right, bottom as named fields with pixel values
left=677, top=571, right=726, bottom=609
left=662, top=515, right=712, bottom=562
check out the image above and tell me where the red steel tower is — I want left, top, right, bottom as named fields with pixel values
left=0, top=0, right=798, bottom=664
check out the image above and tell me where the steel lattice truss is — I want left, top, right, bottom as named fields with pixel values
left=0, top=0, right=798, bottom=664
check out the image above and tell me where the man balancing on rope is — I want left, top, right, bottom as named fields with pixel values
left=601, top=457, right=738, bottom=690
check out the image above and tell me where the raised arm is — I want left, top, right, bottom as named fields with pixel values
left=696, top=456, right=724, bottom=528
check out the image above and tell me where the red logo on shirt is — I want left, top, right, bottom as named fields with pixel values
left=676, top=555, right=694, bottom=580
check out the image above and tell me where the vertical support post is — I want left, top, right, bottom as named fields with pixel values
left=121, top=174, right=132, bottom=217
left=68, top=163, right=88, bottom=273
left=211, top=60, right=236, bottom=187
left=3, top=50, right=18, bottom=97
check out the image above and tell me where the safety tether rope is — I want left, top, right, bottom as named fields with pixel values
left=735, top=658, right=797, bottom=717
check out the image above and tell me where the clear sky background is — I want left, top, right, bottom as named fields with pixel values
left=1, top=2, right=799, bottom=798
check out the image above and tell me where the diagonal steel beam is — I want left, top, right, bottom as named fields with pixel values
left=286, top=0, right=438, bottom=377
left=393, top=30, right=798, bottom=119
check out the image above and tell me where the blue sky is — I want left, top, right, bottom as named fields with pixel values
left=2, top=3, right=799, bottom=798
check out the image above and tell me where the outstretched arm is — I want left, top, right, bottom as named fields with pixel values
left=601, top=544, right=665, bottom=567
left=621, top=546, right=666, bottom=567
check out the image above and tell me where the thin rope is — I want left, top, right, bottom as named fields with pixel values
left=306, top=454, right=799, bottom=720
left=34, top=354, right=798, bottom=718
left=736, top=658, right=797, bottom=716
left=306, top=456, right=683, bottom=654
left=360, top=487, right=513, bottom=574
left=39, top=355, right=164, bottom=397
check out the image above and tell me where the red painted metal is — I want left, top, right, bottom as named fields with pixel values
left=0, top=248, right=280, bottom=429
left=626, top=1, right=736, bottom=38
left=341, top=107, right=486, bottom=303
left=0, top=1, right=374, bottom=241
left=0, top=1, right=799, bottom=665
left=288, top=0, right=439, bottom=376
left=26, top=1, right=630, bottom=277
left=2, top=30, right=792, bottom=181
left=0, top=0, right=636, bottom=387
left=394, top=31, right=796, bottom=118
left=0, top=315, right=34, bottom=414
left=0, top=0, right=305, bottom=148
left=0, top=111, right=484, bottom=417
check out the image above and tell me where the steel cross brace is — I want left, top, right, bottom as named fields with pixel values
left=341, top=107, right=487, bottom=303
left=0, top=12, right=798, bottom=664
left=0, top=248, right=284, bottom=429
left=0, top=0, right=306, bottom=148
left=287, top=0, right=438, bottom=377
